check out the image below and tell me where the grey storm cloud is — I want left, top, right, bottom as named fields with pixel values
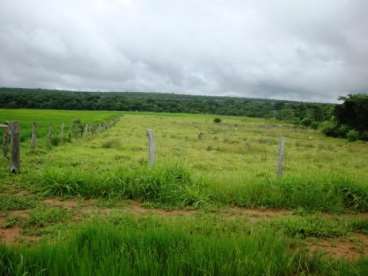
left=0, top=0, right=367, bottom=102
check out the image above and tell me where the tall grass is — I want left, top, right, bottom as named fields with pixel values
left=31, top=164, right=368, bottom=212
left=34, top=164, right=205, bottom=207
left=2, top=218, right=366, bottom=276
left=207, top=173, right=368, bottom=212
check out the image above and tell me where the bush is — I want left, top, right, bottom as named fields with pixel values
left=360, top=131, right=368, bottom=141
left=320, top=121, right=338, bottom=137
left=346, top=129, right=359, bottom=142
left=336, top=124, right=351, bottom=137
left=213, top=118, right=222, bottom=123
left=300, top=117, right=312, bottom=127
left=310, top=121, right=319, bottom=129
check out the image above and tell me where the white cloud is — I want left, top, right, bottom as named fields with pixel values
left=0, top=0, right=367, bottom=102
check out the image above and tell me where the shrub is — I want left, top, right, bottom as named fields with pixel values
left=213, top=118, right=222, bottom=123
left=300, top=117, right=312, bottom=127
left=336, top=124, right=351, bottom=137
left=346, top=129, right=359, bottom=142
left=320, top=121, right=338, bottom=137
left=310, top=121, right=319, bottom=129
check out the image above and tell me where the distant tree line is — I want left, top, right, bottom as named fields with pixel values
left=0, top=87, right=334, bottom=126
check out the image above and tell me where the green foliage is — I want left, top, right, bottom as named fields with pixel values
left=24, top=207, right=69, bottom=228
left=207, top=175, right=368, bottom=212
left=50, top=136, right=61, bottom=146
left=0, top=219, right=348, bottom=275
left=213, top=117, right=222, bottom=123
left=0, top=88, right=333, bottom=124
left=273, top=215, right=350, bottom=238
left=0, top=109, right=120, bottom=142
left=34, top=164, right=205, bottom=207
left=347, top=129, right=359, bottom=142
left=71, top=119, right=84, bottom=137
left=0, top=195, right=36, bottom=211
left=325, top=94, right=368, bottom=140
left=30, top=165, right=368, bottom=212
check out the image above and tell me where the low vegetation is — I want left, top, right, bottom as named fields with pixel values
left=0, top=109, right=368, bottom=274
left=1, top=216, right=368, bottom=276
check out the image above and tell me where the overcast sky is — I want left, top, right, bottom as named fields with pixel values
left=0, top=0, right=367, bottom=102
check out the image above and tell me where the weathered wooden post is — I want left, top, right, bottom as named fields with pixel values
left=146, top=129, right=156, bottom=167
left=47, top=125, right=52, bottom=148
left=60, top=122, right=64, bottom=143
left=8, top=122, right=20, bottom=173
left=1, top=123, right=9, bottom=158
left=31, top=122, right=37, bottom=151
left=83, top=124, right=89, bottom=137
left=277, top=137, right=285, bottom=177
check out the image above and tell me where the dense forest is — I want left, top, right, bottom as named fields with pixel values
left=0, top=88, right=334, bottom=128
left=322, top=94, right=368, bottom=141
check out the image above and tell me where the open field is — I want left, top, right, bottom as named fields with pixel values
left=0, top=109, right=121, bottom=141
left=1, top=109, right=368, bottom=275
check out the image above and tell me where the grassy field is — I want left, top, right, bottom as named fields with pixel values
left=1, top=109, right=368, bottom=275
left=0, top=109, right=121, bottom=140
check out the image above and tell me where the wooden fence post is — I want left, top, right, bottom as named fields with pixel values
left=8, top=122, right=20, bottom=173
left=31, top=122, right=37, bottom=151
left=277, top=137, right=285, bottom=177
left=60, top=122, right=64, bottom=143
left=47, top=125, right=52, bottom=148
left=1, top=124, right=9, bottom=159
left=83, top=124, right=89, bottom=137
left=146, top=129, right=156, bottom=167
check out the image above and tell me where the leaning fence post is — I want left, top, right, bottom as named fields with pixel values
left=8, top=122, right=20, bottom=173
left=31, top=122, right=37, bottom=151
left=277, top=137, right=285, bottom=177
left=146, top=129, right=156, bottom=167
left=60, top=122, right=64, bottom=143
left=1, top=124, right=9, bottom=159
left=47, top=125, right=52, bottom=148
left=83, top=124, right=89, bottom=137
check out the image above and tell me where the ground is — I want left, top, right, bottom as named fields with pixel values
left=1, top=109, right=368, bottom=275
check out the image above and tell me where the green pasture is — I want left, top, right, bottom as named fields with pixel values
left=0, top=109, right=121, bottom=140
left=1, top=109, right=368, bottom=275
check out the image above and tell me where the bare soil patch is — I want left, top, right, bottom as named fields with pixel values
left=307, top=234, right=368, bottom=261
left=0, top=226, right=22, bottom=244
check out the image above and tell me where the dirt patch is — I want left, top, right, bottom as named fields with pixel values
left=222, top=207, right=292, bottom=222
left=307, top=233, right=368, bottom=261
left=0, top=210, right=35, bottom=244
left=43, top=198, right=88, bottom=209
left=128, top=201, right=196, bottom=217
left=0, top=226, right=21, bottom=244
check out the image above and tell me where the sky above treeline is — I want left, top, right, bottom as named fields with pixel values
left=0, top=0, right=367, bottom=103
